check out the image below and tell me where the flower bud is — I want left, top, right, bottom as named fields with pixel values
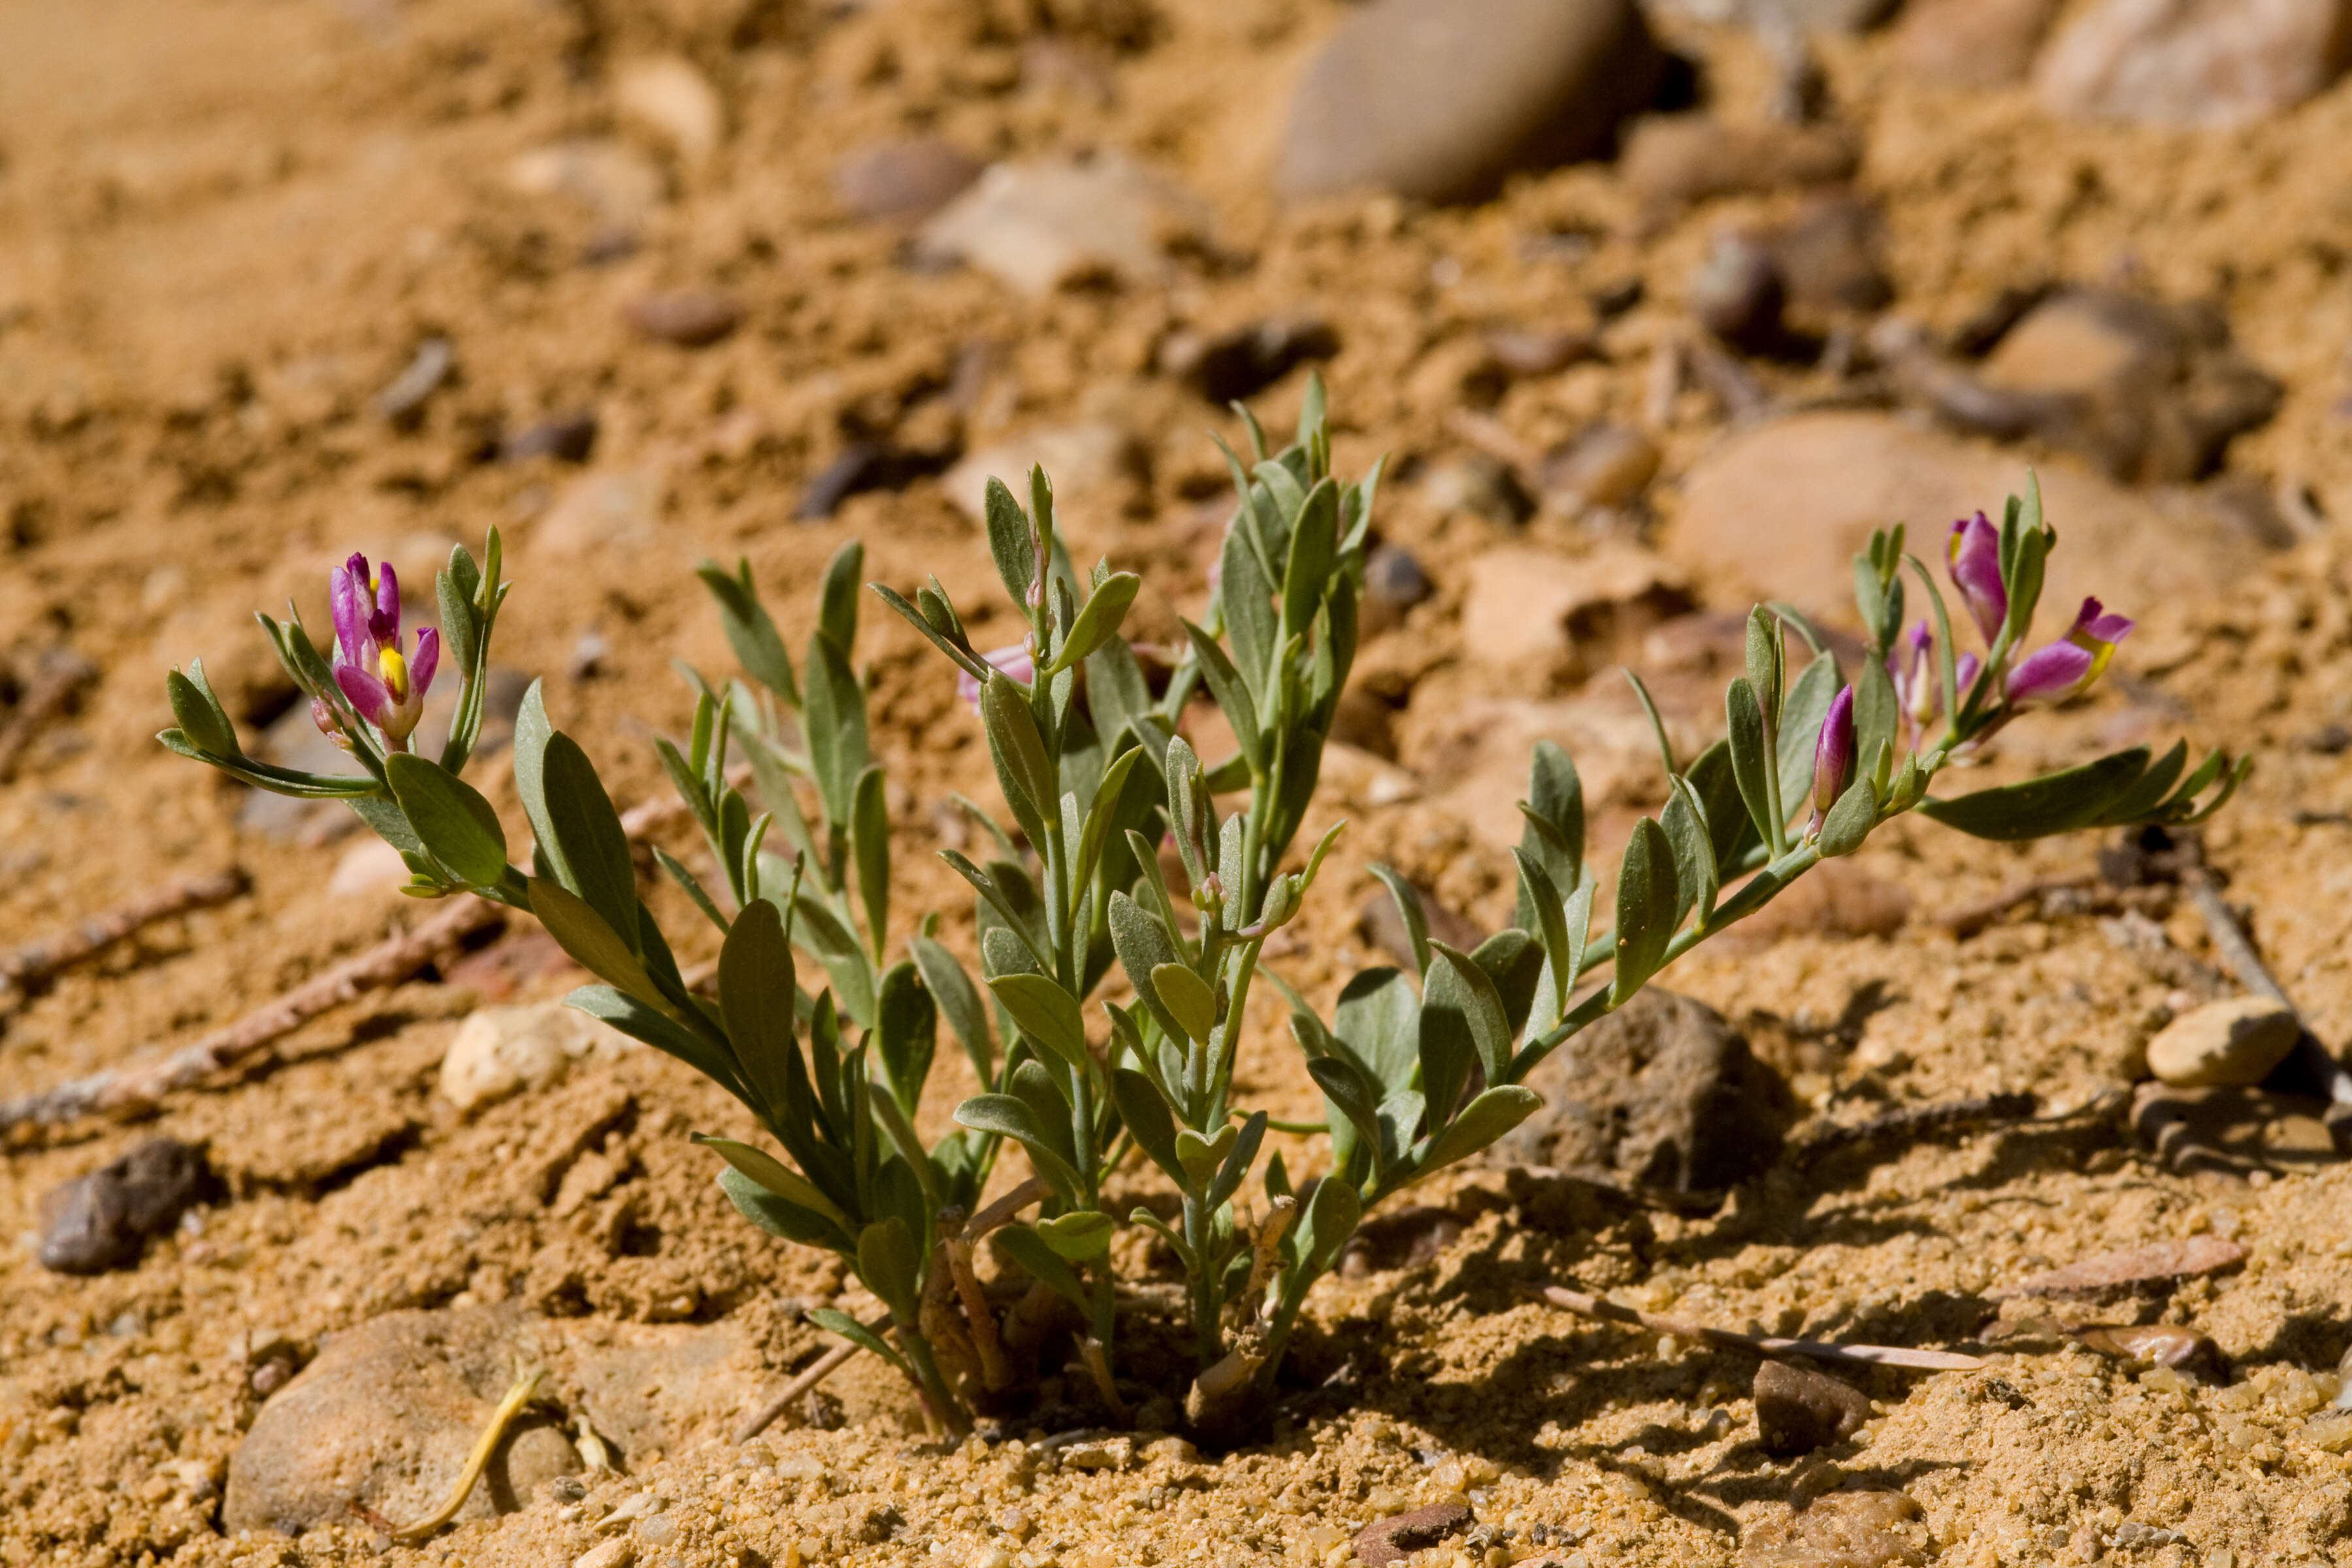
left=1946, top=512, right=2008, bottom=646
left=1812, top=685, right=1856, bottom=819
left=312, top=696, right=353, bottom=751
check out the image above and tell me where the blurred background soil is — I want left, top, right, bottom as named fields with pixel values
left=5, top=0, right=2352, bottom=1564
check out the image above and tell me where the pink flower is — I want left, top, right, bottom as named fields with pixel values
left=956, top=644, right=1036, bottom=711
left=1946, top=512, right=2008, bottom=646
left=329, top=553, right=440, bottom=746
left=2004, top=597, right=2133, bottom=708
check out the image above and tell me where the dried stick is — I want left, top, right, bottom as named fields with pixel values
left=1791, top=1092, right=2039, bottom=1167
left=2, top=868, right=248, bottom=992
left=1937, top=877, right=2095, bottom=939
left=0, top=896, right=500, bottom=1130
left=734, top=1315, right=891, bottom=1444
left=391, top=1364, right=546, bottom=1541
left=1527, top=1283, right=1985, bottom=1372
left=0, top=651, right=97, bottom=783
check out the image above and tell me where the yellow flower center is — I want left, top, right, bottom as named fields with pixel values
left=379, top=645, right=410, bottom=701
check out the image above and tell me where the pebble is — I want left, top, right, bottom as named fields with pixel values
left=1492, top=990, right=1794, bottom=1192
left=1767, top=193, right=1891, bottom=314
left=533, top=469, right=666, bottom=556
left=2036, top=0, right=2352, bottom=127
left=1460, top=543, right=1688, bottom=676
left=793, top=442, right=943, bottom=520
left=1353, top=1501, right=1473, bottom=1568
left=1690, top=231, right=1787, bottom=351
left=1362, top=542, right=1435, bottom=631
left=37, top=1137, right=216, bottom=1275
left=832, top=137, right=983, bottom=225
left=1620, top=115, right=1857, bottom=208
left=507, top=139, right=666, bottom=228
left=916, top=155, right=1211, bottom=297
left=574, top=1541, right=635, bottom=1568
left=439, top=1002, right=637, bottom=1113
left=1422, top=453, right=1534, bottom=527
left=327, top=838, right=411, bottom=900
left=1891, top=0, right=2063, bottom=88
left=1991, top=1235, right=2247, bottom=1300
left=1663, top=410, right=2278, bottom=629
left=1545, top=425, right=1661, bottom=510
left=374, top=337, right=453, bottom=426
left=1277, top=0, right=1664, bottom=204
left=1155, top=316, right=1339, bottom=403
left=2145, top=996, right=2302, bottom=1088
left=500, top=411, right=599, bottom=465
left=2074, top=1324, right=2229, bottom=1381
left=1754, top=1359, right=1874, bottom=1456
left=614, top=56, right=721, bottom=167
left=623, top=290, right=743, bottom=347
left=1484, top=325, right=1595, bottom=378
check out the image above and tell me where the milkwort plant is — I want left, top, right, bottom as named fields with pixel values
left=160, top=380, right=2246, bottom=1439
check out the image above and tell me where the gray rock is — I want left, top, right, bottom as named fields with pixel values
left=2037, top=0, right=2352, bottom=127
left=2145, top=996, right=2302, bottom=1088
left=501, top=412, right=598, bottom=465
left=1491, top=989, right=1793, bottom=1192
left=1754, top=1358, right=1872, bottom=1456
left=1277, top=0, right=1664, bottom=204
left=38, top=1138, right=215, bottom=1275
left=916, top=156, right=1212, bottom=297
left=1363, top=543, right=1434, bottom=621
left=1663, top=410, right=2283, bottom=629
left=1891, top=0, right=2062, bottom=88
left=832, top=138, right=983, bottom=225
left=1156, top=317, right=1339, bottom=403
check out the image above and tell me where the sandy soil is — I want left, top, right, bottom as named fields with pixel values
left=5, top=1, right=2352, bottom=1565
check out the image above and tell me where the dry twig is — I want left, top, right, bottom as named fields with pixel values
left=1527, top=1283, right=1985, bottom=1372
left=0, top=896, right=500, bottom=1131
left=1791, top=1091, right=2040, bottom=1167
left=389, top=1364, right=546, bottom=1541
left=0, top=649, right=98, bottom=783
left=2, top=868, right=248, bottom=996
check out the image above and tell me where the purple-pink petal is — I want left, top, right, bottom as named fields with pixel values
left=368, top=561, right=402, bottom=644
left=1946, top=512, right=2008, bottom=645
left=410, top=627, right=440, bottom=695
left=1813, top=685, right=1857, bottom=813
left=330, top=564, right=367, bottom=664
left=335, top=662, right=393, bottom=725
left=1956, top=651, right=1983, bottom=694
left=956, top=644, right=1036, bottom=711
left=2071, top=596, right=2133, bottom=644
left=2004, top=641, right=2094, bottom=704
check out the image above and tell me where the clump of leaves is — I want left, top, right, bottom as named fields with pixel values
left=163, top=379, right=2242, bottom=1438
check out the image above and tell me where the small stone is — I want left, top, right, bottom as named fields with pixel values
left=1754, top=1359, right=1873, bottom=1457
left=374, top=337, right=453, bottom=426
left=2074, top=1324, right=2229, bottom=1381
left=2036, top=0, right=2352, bottom=127
left=1621, top=116, right=1858, bottom=209
left=1544, top=425, right=1661, bottom=509
left=534, top=470, right=665, bottom=556
left=508, top=140, right=666, bottom=228
left=1057, top=1435, right=1134, bottom=1471
left=1422, top=453, right=1534, bottom=527
left=916, top=155, right=1212, bottom=297
left=1484, top=326, right=1595, bottom=378
left=38, top=1138, right=216, bottom=1275
left=1991, top=1235, right=2247, bottom=1300
left=614, top=56, right=722, bottom=167
left=2146, top=997, right=2302, bottom=1088
left=575, top=1539, right=636, bottom=1568
left=440, top=1002, right=638, bottom=1112
left=1354, top=1501, right=1473, bottom=1568
left=623, top=291, right=743, bottom=347
left=1362, top=544, right=1434, bottom=637
left=250, top=1357, right=295, bottom=1398
left=1493, top=990, right=1795, bottom=1192
left=1690, top=230, right=1787, bottom=352
left=793, top=443, right=944, bottom=521
left=501, top=412, right=599, bottom=465
left=1277, top=0, right=1664, bottom=204
left=832, top=138, right=983, bottom=225
left=1156, top=317, right=1340, bottom=403
left=1767, top=194, right=1891, bottom=315
left=1891, top=0, right=2063, bottom=88
left=327, top=838, right=411, bottom=900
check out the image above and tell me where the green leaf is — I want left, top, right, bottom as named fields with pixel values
left=987, top=972, right=1088, bottom=1071
left=984, top=478, right=1036, bottom=609
left=695, top=559, right=800, bottom=706
left=980, top=672, right=1056, bottom=850
left=850, top=765, right=890, bottom=960
left=532, top=879, right=659, bottom=1004
left=910, top=936, right=992, bottom=1085
left=1414, top=1086, right=1543, bottom=1184
left=1366, top=865, right=1431, bottom=979
left=1175, top=1124, right=1236, bottom=1186
left=568, top=984, right=748, bottom=1109
left=1746, top=607, right=1786, bottom=728
left=787, top=891, right=877, bottom=1028
left=1290, top=1169, right=1362, bottom=1288
left=1335, top=966, right=1422, bottom=1100
left=1073, top=744, right=1146, bottom=894
left=1852, top=653, right=1900, bottom=781
left=806, top=1307, right=911, bottom=1378
left=539, top=733, right=640, bottom=953
left=1208, top=1111, right=1267, bottom=1209
left=872, top=582, right=992, bottom=683
left=1111, top=1067, right=1184, bottom=1184
left=1917, top=747, right=2155, bottom=841
left=1037, top=1209, right=1115, bottom=1263
left=1179, top=618, right=1264, bottom=772
left=1218, top=521, right=1279, bottom=706
left=1660, top=778, right=1718, bottom=928
left=1517, top=741, right=1584, bottom=911
left=1306, top=1054, right=1382, bottom=1155
left=716, top=896, right=803, bottom=1120
left=1776, top=655, right=1841, bottom=828
left=1467, top=928, right=1545, bottom=1041
left=1424, top=941, right=1514, bottom=1096
left=1049, top=572, right=1141, bottom=675
left=165, top=668, right=238, bottom=758
left=693, top=1135, right=848, bottom=1226
left=1108, top=892, right=1189, bottom=1047
left=1280, top=479, right=1341, bottom=645
left=1725, top=677, right=1776, bottom=848
left=1610, top=817, right=1679, bottom=1005
left=955, top=1093, right=1083, bottom=1200
left=1151, top=962, right=1217, bottom=1042
left=874, top=960, right=936, bottom=1120
left=804, top=633, right=870, bottom=829
left=818, top=539, right=864, bottom=657
left=856, top=1217, right=922, bottom=1320
left=992, top=1224, right=1090, bottom=1315
left=1818, top=774, right=1878, bottom=858
left=385, top=753, right=508, bottom=887
left=719, top=1166, right=853, bottom=1253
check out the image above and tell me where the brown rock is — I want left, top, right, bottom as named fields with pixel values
left=1663, top=410, right=2278, bottom=629
left=1892, top=0, right=2063, bottom=88
left=2131, top=1082, right=2345, bottom=1174
left=1991, top=1235, right=2247, bottom=1300
left=2036, top=0, right=2352, bottom=127
left=613, top=56, right=723, bottom=167
left=1460, top=544, right=1690, bottom=678
left=2144, top=996, right=2302, bottom=1088
left=2073, top=1324, right=2230, bottom=1381
left=1544, top=425, right=1661, bottom=510
left=1354, top=1501, right=1473, bottom=1568
left=37, top=1138, right=216, bottom=1275
left=1486, top=326, right=1595, bottom=378
left=917, top=155, right=1211, bottom=297
left=1156, top=316, right=1339, bottom=403
left=1492, top=989, right=1796, bottom=1192
left=622, top=290, right=743, bottom=347
left=1362, top=542, right=1435, bottom=632
left=1742, top=1491, right=1927, bottom=1568
left=1754, top=1358, right=1874, bottom=1456
left=1622, top=115, right=1857, bottom=208
left=1769, top=195, right=1891, bottom=315
left=832, top=138, right=983, bottom=225
left=1278, top=0, right=1664, bottom=204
